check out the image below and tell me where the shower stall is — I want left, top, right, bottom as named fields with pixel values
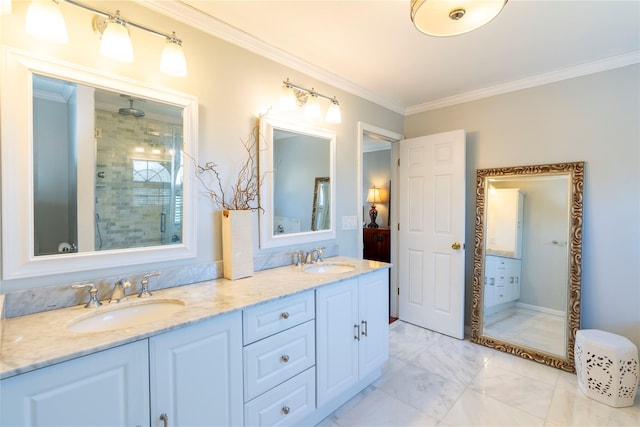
left=32, top=74, right=185, bottom=256
left=94, top=102, right=184, bottom=251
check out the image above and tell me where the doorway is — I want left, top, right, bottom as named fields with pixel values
left=357, top=122, right=403, bottom=319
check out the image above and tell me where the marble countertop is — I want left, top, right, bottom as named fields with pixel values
left=0, top=257, right=389, bottom=380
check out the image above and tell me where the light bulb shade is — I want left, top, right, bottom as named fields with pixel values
left=304, top=94, right=321, bottom=118
left=411, top=0, right=507, bottom=37
left=160, top=40, right=188, bottom=77
left=367, top=187, right=382, bottom=204
left=325, top=101, right=342, bottom=124
left=1, top=0, right=13, bottom=15
left=100, top=18, right=133, bottom=62
left=25, top=0, right=68, bottom=44
left=279, top=85, right=297, bottom=111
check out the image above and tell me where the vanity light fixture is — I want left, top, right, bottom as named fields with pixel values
left=160, top=33, right=188, bottom=77
left=304, top=93, right=321, bottom=118
left=410, top=0, right=508, bottom=37
left=98, top=12, right=133, bottom=63
left=280, top=78, right=342, bottom=124
left=24, top=0, right=188, bottom=76
left=0, top=0, right=12, bottom=15
left=25, top=0, right=68, bottom=44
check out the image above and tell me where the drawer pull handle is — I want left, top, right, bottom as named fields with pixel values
left=280, top=312, right=290, bottom=320
left=354, top=324, right=360, bottom=341
left=361, top=320, right=368, bottom=337
left=282, top=406, right=290, bottom=415
left=160, top=413, right=168, bottom=427
left=280, top=354, right=290, bottom=363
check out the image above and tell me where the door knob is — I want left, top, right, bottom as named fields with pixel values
left=451, top=242, right=462, bottom=250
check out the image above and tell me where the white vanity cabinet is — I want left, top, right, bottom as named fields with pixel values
left=242, top=291, right=316, bottom=426
left=150, top=311, right=244, bottom=427
left=0, top=340, right=150, bottom=427
left=0, top=312, right=243, bottom=427
left=484, top=255, right=522, bottom=308
left=315, top=269, right=389, bottom=408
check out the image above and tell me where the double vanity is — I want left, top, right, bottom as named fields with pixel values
left=0, top=257, right=390, bottom=427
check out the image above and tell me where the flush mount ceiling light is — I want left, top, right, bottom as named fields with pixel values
left=24, top=0, right=188, bottom=76
left=280, top=78, right=342, bottom=124
left=411, top=0, right=508, bottom=37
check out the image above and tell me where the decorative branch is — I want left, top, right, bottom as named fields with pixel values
left=186, top=115, right=269, bottom=211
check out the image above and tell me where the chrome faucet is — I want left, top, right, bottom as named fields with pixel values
left=72, top=283, right=102, bottom=308
left=305, top=247, right=326, bottom=264
left=139, top=272, right=161, bottom=298
left=109, top=279, right=131, bottom=303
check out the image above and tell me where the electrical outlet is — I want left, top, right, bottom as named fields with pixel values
left=342, top=216, right=359, bottom=230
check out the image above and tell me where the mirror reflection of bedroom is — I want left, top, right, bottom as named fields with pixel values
left=362, top=131, right=394, bottom=320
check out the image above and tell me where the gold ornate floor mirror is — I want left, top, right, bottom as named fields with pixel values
left=470, top=162, right=585, bottom=372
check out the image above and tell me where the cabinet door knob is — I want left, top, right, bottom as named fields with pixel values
left=451, top=242, right=461, bottom=250
left=280, top=354, right=290, bottom=363
left=280, top=312, right=289, bottom=320
left=282, top=406, right=291, bottom=415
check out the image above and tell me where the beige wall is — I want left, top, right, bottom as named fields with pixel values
left=0, top=1, right=403, bottom=291
left=405, top=64, right=640, bottom=349
left=2, top=2, right=638, bottom=352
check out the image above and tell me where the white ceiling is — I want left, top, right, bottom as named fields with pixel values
left=147, top=0, right=640, bottom=115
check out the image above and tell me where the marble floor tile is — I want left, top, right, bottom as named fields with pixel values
left=388, top=320, right=443, bottom=362
left=485, top=350, right=561, bottom=386
left=316, top=321, right=640, bottom=427
left=409, top=334, right=494, bottom=385
left=468, top=364, right=555, bottom=418
left=440, top=389, right=544, bottom=427
left=327, top=386, right=440, bottom=427
left=375, top=356, right=466, bottom=420
left=545, top=371, right=640, bottom=427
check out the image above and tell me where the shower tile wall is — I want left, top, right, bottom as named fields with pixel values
left=95, top=110, right=182, bottom=251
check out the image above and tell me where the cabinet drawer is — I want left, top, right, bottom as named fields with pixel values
left=243, top=290, right=314, bottom=344
left=244, top=367, right=316, bottom=427
left=244, top=320, right=315, bottom=402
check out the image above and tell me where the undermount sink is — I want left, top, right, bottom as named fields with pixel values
left=67, top=299, right=186, bottom=333
left=303, top=263, right=356, bottom=274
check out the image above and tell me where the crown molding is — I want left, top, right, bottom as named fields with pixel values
left=136, top=0, right=405, bottom=115
left=137, top=1, right=638, bottom=119
left=405, top=51, right=640, bottom=115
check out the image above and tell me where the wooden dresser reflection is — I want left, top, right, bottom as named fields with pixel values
left=363, top=227, right=391, bottom=263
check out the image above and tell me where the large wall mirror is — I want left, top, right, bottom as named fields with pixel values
left=258, top=117, right=336, bottom=248
left=470, top=161, right=584, bottom=372
left=1, top=49, right=198, bottom=279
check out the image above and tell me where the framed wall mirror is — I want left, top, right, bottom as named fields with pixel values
left=258, top=117, right=336, bottom=248
left=1, top=49, right=198, bottom=279
left=470, top=161, right=585, bottom=372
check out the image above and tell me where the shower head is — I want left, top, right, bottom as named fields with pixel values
left=119, top=96, right=145, bottom=118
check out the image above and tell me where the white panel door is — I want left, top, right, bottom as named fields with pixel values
left=398, top=130, right=466, bottom=339
left=149, top=311, right=244, bottom=427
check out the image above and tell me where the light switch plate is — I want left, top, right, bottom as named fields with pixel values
left=342, top=216, right=359, bottom=230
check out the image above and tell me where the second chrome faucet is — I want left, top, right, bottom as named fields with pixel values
left=108, top=272, right=162, bottom=303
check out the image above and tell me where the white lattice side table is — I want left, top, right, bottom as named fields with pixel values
left=575, top=329, right=639, bottom=408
